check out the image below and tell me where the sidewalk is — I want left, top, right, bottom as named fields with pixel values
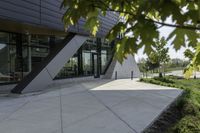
left=0, top=79, right=182, bottom=133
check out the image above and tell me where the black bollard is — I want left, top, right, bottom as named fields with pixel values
left=115, top=71, right=117, bottom=80
left=131, top=71, right=133, bottom=80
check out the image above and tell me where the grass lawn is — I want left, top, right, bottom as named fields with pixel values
left=165, top=67, right=184, bottom=72
left=140, top=76, right=200, bottom=133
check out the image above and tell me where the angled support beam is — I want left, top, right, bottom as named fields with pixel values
left=11, top=34, right=87, bottom=93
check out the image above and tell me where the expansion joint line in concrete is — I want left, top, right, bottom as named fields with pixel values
left=45, top=67, right=64, bottom=133
left=85, top=90, right=138, bottom=133
left=59, top=87, right=64, bottom=133
left=0, top=99, right=30, bottom=124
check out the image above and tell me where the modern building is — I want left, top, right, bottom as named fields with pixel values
left=0, top=0, right=140, bottom=94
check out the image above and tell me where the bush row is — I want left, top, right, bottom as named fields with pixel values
left=140, top=77, right=200, bottom=132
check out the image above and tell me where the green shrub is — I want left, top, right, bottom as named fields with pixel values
left=173, top=116, right=200, bottom=133
left=153, top=77, right=175, bottom=84
left=182, top=100, right=200, bottom=116
left=140, top=77, right=200, bottom=132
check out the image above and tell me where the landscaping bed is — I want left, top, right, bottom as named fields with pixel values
left=141, top=76, right=200, bottom=133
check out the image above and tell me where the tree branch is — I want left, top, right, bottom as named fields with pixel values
left=93, top=2, right=200, bottom=31
left=148, top=19, right=200, bottom=31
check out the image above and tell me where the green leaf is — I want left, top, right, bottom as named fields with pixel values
left=184, top=65, right=194, bottom=79
left=167, top=29, right=186, bottom=50
left=61, top=0, right=200, bottom=64
left=84, top=16, right=100, bottom=36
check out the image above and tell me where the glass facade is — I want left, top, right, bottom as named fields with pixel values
left=30, top=35, right=50, bottom=69
left=101, top=42, right=113, bottom=73
left=56, top=55, right=78, bottom=78
left=82, top=41, right=97, bottom=76
left=0, top=32, right=54, bottom=84
left=0, top=31, right=113, bottom=84
left=55, top=38, right=113, bottom=79
left=0, top=32, right=19, bottom=83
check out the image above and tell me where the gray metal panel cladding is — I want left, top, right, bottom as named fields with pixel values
left=0, top=0, right=118, bottom=36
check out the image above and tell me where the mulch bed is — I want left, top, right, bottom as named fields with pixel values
left=143, top=100, right=182, bottom=133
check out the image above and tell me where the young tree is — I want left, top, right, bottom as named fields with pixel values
left=137, top=58, right=156, bottom=78
left=148, top=37, right=170, bottom=77
left=137, top=58, right=147, bottom=77
left=61, top=0, right=200, bottom=73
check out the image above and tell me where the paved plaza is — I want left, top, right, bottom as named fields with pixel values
left=0, top=79, right=182, bottom=133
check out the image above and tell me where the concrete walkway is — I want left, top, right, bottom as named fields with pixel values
left=0, top=79, right=182, bottom=133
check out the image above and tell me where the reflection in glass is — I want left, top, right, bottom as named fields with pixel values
left=0, top=32, right=18, bottom=83
left=0, top=43, right=10, bottom=83
left=0, top=32, right=9, bottom=44
left=0, top=32, right=51, bottom=84
left=22, top=46, right=30, bottom=75
left=101, top=46, right=112, bottom=73
left=0, top=32, right=113, bottom=83
left=82, top=51, right=92, bottom=76
left=92, top=53, right=98, bottom=78
left=30, top=35, right=50, bottom=69
left=29, top=35, right=49, bottom=47
left=56, top=56, right=78, bottom=78
left=101, top=50, right=107, bottom=72
left=55, top=38, right=113, bottom=79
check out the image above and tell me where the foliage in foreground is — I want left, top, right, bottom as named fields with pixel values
left=140, top=76, right=200, bottom=133
left=184, top=46, right=200, bottom=79
left=61, top=0, right=200, bottom=77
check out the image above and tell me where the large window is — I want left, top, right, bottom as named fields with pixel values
left=82, top=42, right=97, bottom=76
left=0, top=31, right=114, bottom=83
left=30, top=35, right=50, bottom=69
left=101, top=42, right=112, bottom=73
left=82, top=51, right=92, bottom=76
left=101, top=50, right=107, bottom=72
left=56, top=55, right=78, bottom=79
left=55, top=40, right=96, bottom=79
left=0, top=32, right=51, bottom=84
left=55, top=38, right=113, bottom=79
left=0, top=44, right=12, bottom=83
left=0, top=32, right=19, bottom=83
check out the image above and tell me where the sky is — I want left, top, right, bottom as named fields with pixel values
left=134, top=21, right=189, bottom=63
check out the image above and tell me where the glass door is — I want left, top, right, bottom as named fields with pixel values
left=92, top=53, right=99, bottom=78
